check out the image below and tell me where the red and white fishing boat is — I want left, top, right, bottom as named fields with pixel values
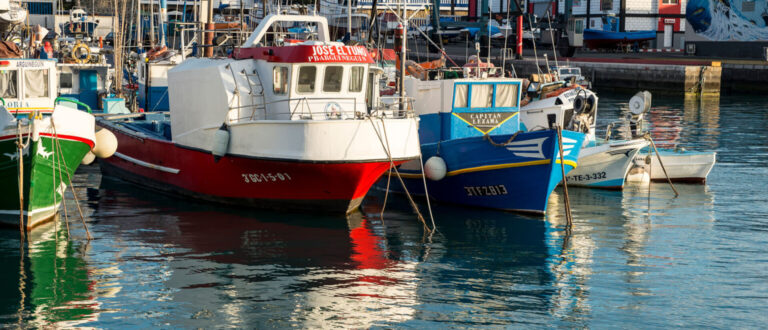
left=98, top=14, right=420, bottom=214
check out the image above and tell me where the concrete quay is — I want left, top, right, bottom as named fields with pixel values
left=405, top=41, right=768, bottom=95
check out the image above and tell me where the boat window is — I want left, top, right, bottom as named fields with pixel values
left=470, top=84, right=492, bottom=108
left=453, top=84, right=468, bottom=108
left=273, top=66, right=288, bottom=94
left=297, top=66, right=316, bottom=93
left=494, top=84, right=518, bottom=108
left=0, top=70, right=18, bottom=98
left=349, top=66, right=364, bottom=92
left=323, top=66, right=343, bottom=93
left=24, top=69, right=49, bottom=98
left=60, top=72, right=73, bottom=89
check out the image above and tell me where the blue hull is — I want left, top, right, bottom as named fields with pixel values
left=138, top=85, right=170, bottom=112
left=584, top=29, right=656, bottom=48
left=397, top=130, right=585, bottom=214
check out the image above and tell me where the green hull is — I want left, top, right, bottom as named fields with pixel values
left=0, top=136, right=90, bottom=230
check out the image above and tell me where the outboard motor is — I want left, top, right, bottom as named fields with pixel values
left=627, top=91, right=652, bottom=138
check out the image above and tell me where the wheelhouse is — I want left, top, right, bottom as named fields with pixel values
left=0, top=59, right=58, bottom=117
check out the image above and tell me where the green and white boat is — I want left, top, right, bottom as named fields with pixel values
left=0, top=58, right=97, bottom=231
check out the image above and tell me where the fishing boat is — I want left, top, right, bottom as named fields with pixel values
left=97, top=14, right=420, bottom=214
left=520, top=76, right=650, bottom=190
left=395, top=69, right=585, bottom=214
left=0, top=59, right=112, bottom=230
left=583, top=17, right=655, bottom=49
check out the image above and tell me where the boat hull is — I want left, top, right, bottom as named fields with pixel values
left=98, top=123, right=407, bottom=214
left=583, top=29, right=656, bottom=48
left=0, top=135, right=91, bottom=230
left=565, top=139, right=649, bottom=189
left=395, top=130, right=585, bottom=214
left=633, top=149, right=716, bottom=183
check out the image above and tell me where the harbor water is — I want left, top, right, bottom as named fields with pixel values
left=1, top=92, right=767, bottom=328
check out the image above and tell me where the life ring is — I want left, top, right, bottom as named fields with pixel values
left=71, top=41, right=90, bottom=64
left=146, top=46, right=168, bottom=60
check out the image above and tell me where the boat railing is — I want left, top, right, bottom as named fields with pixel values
left=178, top=24, right=253, bottom=60
left=226, top=96, right=414, bottom=123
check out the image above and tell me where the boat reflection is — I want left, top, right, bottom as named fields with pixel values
left=0, top=220, right=101, bottom=327
left=545, top=181, right=715, bottom=319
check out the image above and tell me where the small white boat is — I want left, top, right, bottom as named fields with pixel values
left=566, top=139, right=649, bottom=189
left=630, top=149, right=716, bottom=183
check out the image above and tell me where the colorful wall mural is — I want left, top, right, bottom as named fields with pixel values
left=687, top=0, right=768, bottom=41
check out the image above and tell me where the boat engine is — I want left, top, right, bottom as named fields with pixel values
left=627, top=91, right=652, bottom=138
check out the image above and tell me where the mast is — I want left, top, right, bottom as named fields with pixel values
left=149, top=0, right=156, bottom=47
left=159, top=0, right=167, bottom=46
left=136, top=0, right=143, bottom=50
left=347, top=0, right=352, bottom=42
left=398, top=1, right=406, bottom=112
left=204, top=0, right=214, bottom=57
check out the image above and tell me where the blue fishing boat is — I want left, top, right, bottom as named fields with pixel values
left=394, top=74, right=585, bottom=214
left=583, top=17, right=655, bottom=49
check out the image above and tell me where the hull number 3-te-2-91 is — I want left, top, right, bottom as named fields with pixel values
left=464, top=185, right=509, bottom=196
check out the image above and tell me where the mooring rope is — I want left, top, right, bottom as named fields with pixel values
left=483, top=130, right=521, bottom=147
left=52, top=121, right=92, bottom=240
left=367, top=117, right=433, bottom=234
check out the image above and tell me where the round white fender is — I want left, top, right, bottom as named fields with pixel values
left=81, top=151, right=96, bottom=165
left=93, top=129, right=118, bottom=158
left=424, top=156, right=447, bottom=181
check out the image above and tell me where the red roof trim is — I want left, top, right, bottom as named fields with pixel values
left=233, top=45, right=374, bottom=64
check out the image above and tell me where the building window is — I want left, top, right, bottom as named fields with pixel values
left=662, top=0, right=679, bottom=4
left=743, top=0, right=755, bottom=12
left=23, top=2, right=53, bottom=15
left=601, top=0, right=612, bottom=10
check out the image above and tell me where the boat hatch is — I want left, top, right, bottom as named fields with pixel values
left=449, top=81, right=522, bottom=139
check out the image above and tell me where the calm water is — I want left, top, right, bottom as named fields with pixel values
left=2, top=93, right=767, bottom=328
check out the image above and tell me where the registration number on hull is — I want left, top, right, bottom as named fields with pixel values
left=566, top=171, right=607, bottom=182
left=464, top=185, right=508, bottom=196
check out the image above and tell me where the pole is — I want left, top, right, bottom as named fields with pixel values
left=556, top=125, right=573, bottom=231
left=399, top=2, right=406, bottom=112
left=159, top=0, right=167, bottom=46
left=347, top=0, right=352, bottom=42
left=136, top=0, right=143, bottom=50
left=204, top=0, right=214, bottom=57
left=516, top=14, right=522, bottom=59
left=149, top=0, right=156, bottom=47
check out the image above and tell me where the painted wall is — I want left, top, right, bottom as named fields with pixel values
left=686, top=0, right=768, bottom=41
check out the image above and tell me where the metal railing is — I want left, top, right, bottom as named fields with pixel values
left=225, top=96, right=414, bottom=123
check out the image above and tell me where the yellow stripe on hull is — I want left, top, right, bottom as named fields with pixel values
left=391, top=159, right=578, bottom=178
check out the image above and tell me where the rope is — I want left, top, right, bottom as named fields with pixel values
left=483, top=130, right=521, bottom=147
left=367, top=117, right=433, bottom=234
left=52, top=121, right=92, bottom=240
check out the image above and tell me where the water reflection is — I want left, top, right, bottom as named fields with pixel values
left=0, top=221, right=100, bottom=327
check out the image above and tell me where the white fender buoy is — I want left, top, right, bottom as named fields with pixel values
left=93, top=129, right=118, bottom=158
left=81, top=151, right=96, bottom=165
left=211, top=123, right=230, bottom=158
left=424, top=156, right=447, bottom=181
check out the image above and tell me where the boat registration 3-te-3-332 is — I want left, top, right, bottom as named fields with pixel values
left=566, top=171, right=607, bottom=182
left=464, top=185, right=509, bottom=196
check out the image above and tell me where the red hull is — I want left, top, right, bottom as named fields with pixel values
left=99, top=125, right=401, bottom=214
